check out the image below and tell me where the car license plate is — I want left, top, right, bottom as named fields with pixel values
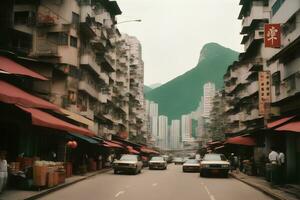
left=211, top=169, right=219, bottom=173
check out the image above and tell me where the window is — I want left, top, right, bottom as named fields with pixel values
left=272, top=72, right=281, bottom=96
left=70, top=36, right=78, bottom=48
left=72, top=12, right=79, bottom=25
left=286, top=75, right=296, bottom=92
left=282, top=16, right=296, bottom=36
left=47, top=32, right=68, bottom=45
left=272, top=0, right=285, bottom=16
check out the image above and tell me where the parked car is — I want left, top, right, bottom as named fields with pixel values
left=173, top=157, right=184, bottom=165
left=149, top=156, right=167, bottom=170
left=182, top=159, right=200, bottom=172
left=113, top=154, right=143, bottom=175
left=200, top=154, right=230, bottom=178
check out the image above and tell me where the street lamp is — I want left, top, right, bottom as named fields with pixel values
left=116, top=19, right=142, bottom=25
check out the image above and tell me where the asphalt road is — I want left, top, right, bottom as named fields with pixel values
left=39, top=164, right=273, bottom=200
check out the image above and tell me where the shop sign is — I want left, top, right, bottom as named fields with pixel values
left=264, top=24, right=281, bottom=48
left=259, top=71, right=271, bottom=115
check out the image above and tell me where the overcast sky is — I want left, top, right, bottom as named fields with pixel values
left=116, top=0, right=243, bottom=85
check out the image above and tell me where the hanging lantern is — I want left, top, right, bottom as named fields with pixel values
left=71, top=141, right=78, bottom=149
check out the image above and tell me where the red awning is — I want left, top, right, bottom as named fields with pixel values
left=225, top=136, right=256, bottom=146
left=102, top=141, right=124, bottom=149
left=267, top=116, right=296, bottom=128
left=0, top=80, right=59, bottom=111
left=0, top=56, right=47, bottom=80
left=18, top=106, right=95, bottom=136
left=275, top=121, right=300, bottom=133
left=127, top=146, right=139, bottom=154
left=140, top=147, right=159, bottom=154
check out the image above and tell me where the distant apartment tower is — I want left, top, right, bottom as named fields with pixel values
left=158, top=115, right=168, bottom=149
left=203, top=82, right=216, bottom=118
left=145, top=100, right=159, bottom=142
left=181, top=114, right=192, bottom=142
left=170, top=120, right=181, bottom=149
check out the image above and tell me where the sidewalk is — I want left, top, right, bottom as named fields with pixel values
left=0, top=168, right=111, bottom=200
left=230, top=171, right=300, bottom=200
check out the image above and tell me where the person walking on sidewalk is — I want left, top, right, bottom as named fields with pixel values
left=268, top=148, right=279, bottom=185
left=0, top=151, right=8, bottom=193
left=278, top=151, right=285, bottom=185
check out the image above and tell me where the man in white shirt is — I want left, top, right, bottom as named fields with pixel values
left=0, top=151, right=8, bottom=193
left=268, top=148, right=279, bottom=164
left=278, top=151, right=285, bottom=184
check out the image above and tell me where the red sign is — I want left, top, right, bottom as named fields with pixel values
left=264, top=24, right=281, bottom=48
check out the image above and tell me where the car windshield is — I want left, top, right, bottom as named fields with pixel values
left=203, top=154, right=227, bottom=161
left=120, top=155, right=137, bottom=161
left=151, top=157, right=164, bottom=161
left=185, top=159, right=198, bottom=164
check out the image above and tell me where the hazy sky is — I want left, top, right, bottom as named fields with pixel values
left=116, top=0, right=243, bottom=85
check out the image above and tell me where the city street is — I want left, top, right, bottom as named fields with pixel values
left=38, top=164, right=272, bottom=200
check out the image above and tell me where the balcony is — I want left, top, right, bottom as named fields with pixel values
left=98, top=93, right=107, bottom=103
left=244, top=29, right=264, bottom=51
left=80, top=51, right=101, bottom=75
left=99, top=72, right=109, bottom=85
left=80, top=108, right=94, bottom=120
left=35, top=38, right=59, bottom=57
left=101, top=54, right=115, bottom=72
left=242, top=109, right=261, bottom=122
left=36, top=6, right=59, bottom=26
left=238, top=81, right=259, bottom=99
left=78, top=81, right=98, bottom=99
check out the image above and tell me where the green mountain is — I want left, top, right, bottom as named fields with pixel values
left=145, top=43, right=239, bottom=120
left=144, top=85, right=152, bottom=94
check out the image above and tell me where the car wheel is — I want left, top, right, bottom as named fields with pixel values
left=222, top=172, right=228, bottom=178
left=200, top=170, right=205, bottom=177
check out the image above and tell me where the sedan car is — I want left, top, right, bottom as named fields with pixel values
left=149, top=156, right=167, bottom=170
left=200, top=154, right=230, bottom=178
left=182, top=159, right=200, bottom=172
left=113, top=154, right=143, bottom=175
left=173, top=157, right=184, bottom=165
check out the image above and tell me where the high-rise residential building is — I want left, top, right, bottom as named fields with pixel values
left=181, top=114, right=192, bottom=142
left=170, top=120, right=181, bottom=149
left=0, top=0, right=145, bottom=141
left=145, top=100, right=159, bottom=144
left=123, top=34, right=145, bottom=140
left=203, top=82, right=216, bottom=118
left=158, top=115, right=168, bottom=149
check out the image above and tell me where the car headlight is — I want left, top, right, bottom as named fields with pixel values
left=130, top=163, right=137, bottom=167
left=201, top=164, right=209, bottom=168
left=221, top=164, right=229, bottom=168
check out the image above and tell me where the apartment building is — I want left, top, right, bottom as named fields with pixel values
left=266, top=0, right=300, bottom=183
left=145, top=100, right=159, bottom=143
left=170, top=120, right=181, bottom=150
left=181, top=114, right=192, bottom=142
left=203, top=82, right=216, bottom=118
left=224, top=0, right=272, bottom=135
left=158, top=115, right=168, bottom=150
left=0, top=0, right=145, bottom=141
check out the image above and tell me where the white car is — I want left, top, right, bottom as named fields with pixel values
left=113, top=154, right=143, bottom=175
left=200, top=154, right=230, bottom=178
left=149, top=156, right=167, bottom=170
left=182, top=159, right=200, bottom=172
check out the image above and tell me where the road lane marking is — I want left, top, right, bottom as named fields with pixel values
left=115, top=191, right=125, bottom=198
left=204, top=186, right=211, bottom=195
left=210, top=195, right=216, bottom=200
left=152, top=183, right=158, bottom=187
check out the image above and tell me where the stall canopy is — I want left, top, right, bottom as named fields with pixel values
left=127, top=146, right=139, bottom=154
left=102, top=141, right=124, bottom=149
left=69, top=133, right=99, bottom=144
left=275, top=121, right=300, bottom=133
left=267, top=116, right=296, bottom=129
left=17, top=105, right=95, bottom=136
left=0, top=80, right=59, bottom=111
left=60, top=108, right=94, bottom=128
left=0, top=56, right=47, bottom=80
left=225, top=136, right=256, bottom=146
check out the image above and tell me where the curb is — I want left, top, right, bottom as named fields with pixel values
left=24, top=168, right=112, bottom=200
left=230, top=173, right=288, bottom=200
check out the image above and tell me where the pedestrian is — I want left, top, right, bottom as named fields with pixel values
left=229, top=153, right=235, bottom=172
left=0, top=151, right=8, bottom=193
left=268, top=147, right=279, bottom=185
left=278, top=151, right=285, bottom=185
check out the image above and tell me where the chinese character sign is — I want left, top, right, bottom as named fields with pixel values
left=264, top=24, right=281, bottom=48
left=258, top=71, right=271, bottom=116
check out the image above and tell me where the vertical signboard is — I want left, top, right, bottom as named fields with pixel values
left=259, top=71, right=271, bottom=116
left=264, top=24, right=281, bottom=48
